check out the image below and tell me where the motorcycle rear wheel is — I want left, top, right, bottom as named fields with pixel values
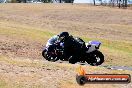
left=86, top=50, right=104, bottom=66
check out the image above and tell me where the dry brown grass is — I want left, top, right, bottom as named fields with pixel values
left=0, top=4, right=132, bottom=88
left=0, top=4, right=132, bottom=40
left=0, top=55, right=132, bottom=88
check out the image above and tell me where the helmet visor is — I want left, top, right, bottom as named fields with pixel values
left=58, top=36, right=64, bottom=41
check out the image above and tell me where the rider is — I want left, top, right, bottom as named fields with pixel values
left=58, top=32, right=86, bottom=64
left=46, top=35, right=59, bottom=47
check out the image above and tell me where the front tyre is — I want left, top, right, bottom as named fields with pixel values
left=42, top=50, right=59, bottom=62
left=42, top=50, right=48, bottom=60
left=87, top=50, right=104, bottom=66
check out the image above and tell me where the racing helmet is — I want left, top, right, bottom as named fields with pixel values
left=58, top=32, right=69, bottom=41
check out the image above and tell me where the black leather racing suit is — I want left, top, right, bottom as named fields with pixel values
left=60, top=36, right=85, bottom=63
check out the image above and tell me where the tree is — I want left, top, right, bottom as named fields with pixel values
left=93, top=0, right=96, bottom=5
left=122, top=0, right=127, bottom=8
left=99, top=0, right=102, bottom=5
left=63, top=0, right=73, bottom=3
left=124, top=0, right=127, bottom=8
left=118, top=0, right=121, bottom=8
left=41, top=0, right=52, bottom=3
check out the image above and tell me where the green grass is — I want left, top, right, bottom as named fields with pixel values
left=0, top=27, right=54, bottom=42
left=0, top=80, right=7, bottom=88
left=0, top=21, right=132, bottom=66
left=0, top=21, right=54, bottom=42
left=82, top=37, right=132, bottom=54
left=1, top=21, right=132, bottom=54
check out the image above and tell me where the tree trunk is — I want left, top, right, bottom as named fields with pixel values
left=117, top=0, right=118, bottom=6
left=112, top=0, right=115, bottom=7
left=123, top=0, right=125, bottom=8
left=125, top=0, right=127, bottom=8
left=118, top=0, right=121, bottom=8
left=100, top=0, right=102, bottom=5
left=93, top=0, right=96, bottom=5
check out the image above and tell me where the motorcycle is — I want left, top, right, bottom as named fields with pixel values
left=42, top=37, right=104, bottom=66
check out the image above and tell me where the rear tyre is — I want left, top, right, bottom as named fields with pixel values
left=87, top=50, right=104, bottom=66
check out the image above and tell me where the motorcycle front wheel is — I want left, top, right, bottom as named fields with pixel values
left=42, top=50, right=59, bottom=62
left=42, top=50, right=49, bottom=60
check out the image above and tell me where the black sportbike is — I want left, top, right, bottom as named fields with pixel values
left=42, top=37, right=104, bottom=66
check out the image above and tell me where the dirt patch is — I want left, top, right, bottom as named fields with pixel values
left=0, top=35, right=43, bottom=59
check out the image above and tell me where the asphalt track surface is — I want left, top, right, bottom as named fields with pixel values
left=52, top=60, right=132, bottom=71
